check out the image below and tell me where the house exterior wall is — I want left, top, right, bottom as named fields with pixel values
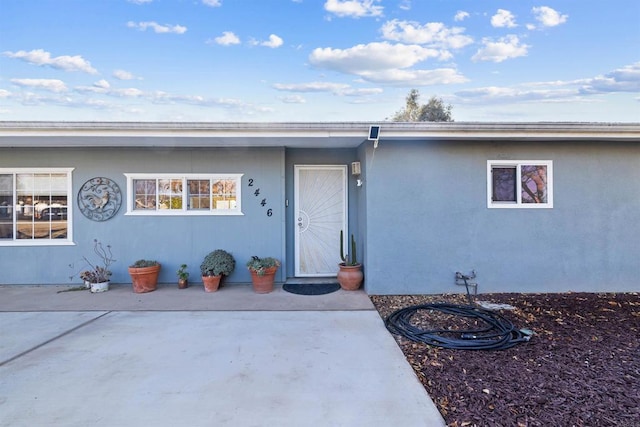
left=2, top=127, right=638, bottom=295
left=0, top=146, right=286, bottom=285
left=362, top=139, right=639, bottom=294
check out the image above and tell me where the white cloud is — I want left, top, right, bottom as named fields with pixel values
left=472, top=35, right=529, bottom=63
left=128, top=0, right=152, bottom=4
left=3, top=79, right=274, bottom=117
left=258, top=34, right=284, bottom=48
left=455, top=85, right=578, bottom=104
left=532, top=6, right=568, bottom=28
left=454, top=63, right=640, bottom=107
left=10, top=78, right=68, bottom=92
left=380, top=19, right=473, bottom=50
left=341, top=87, right=383, bottom=96
left=202, top=0, right=222, bottom=7
left=454, top=11, right=469, bottom=22
left=491, top=9, right=517, bottom=28
left=399, top=0, right=411, bottom=11
left=3, top=49, right=97, bottom=74
left=94, top=80, right=111, bottom=89
left=113, top=70, right=139, bottom=80
left=75, top=79, right=112, bottom=94
left=580, top=62, right=640, bottom=93
left=308, top=41, right=468, bottom=86
left=127, top=21, right=187, bottom=34
left=210, top=31, right=241, bottom=46
left=358, top=68, right=468, bottom=86
left=111, top=88, right=145, bottom=97
left=1, top=90, right=136, bottom=113
left=280, top=95, right=306, bottom=104
left=309, top=42, right=442, bottom=74
left=273, top=82, right=351, bottom=93
left=273, top=81, right=384, bottom=97
left=148, top=92, right=274, bottom=115
left=324, top=0, right=383, bottom=18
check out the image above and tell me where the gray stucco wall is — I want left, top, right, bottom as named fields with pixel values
left=3, top=137, right=637, bottom=294
left=362, top=139, right=639, bottom=294
left=0, top=147, right=286, bottom=285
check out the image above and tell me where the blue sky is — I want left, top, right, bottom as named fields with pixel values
left=1, top=0, right=638, bottom=122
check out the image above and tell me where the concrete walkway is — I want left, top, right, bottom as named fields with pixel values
left=0, top=284, right=446, bottom=426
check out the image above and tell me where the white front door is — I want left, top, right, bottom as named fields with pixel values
left=294, top=165, right=348, bottom=277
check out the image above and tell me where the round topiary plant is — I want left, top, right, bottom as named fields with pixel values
left=200, top=249, right=236, bottom=277
left=130, top=259, right=159, bottom=268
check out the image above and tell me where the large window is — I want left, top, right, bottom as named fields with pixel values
left=124, top=173, right=243, bottom=215
left=487, top=161, right=553, bottom=208
left=0, top=168, right=74, bottom=245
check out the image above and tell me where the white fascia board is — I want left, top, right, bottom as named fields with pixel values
left=0, top=122, right=638, bottom=148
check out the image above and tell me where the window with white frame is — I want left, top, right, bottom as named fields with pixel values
left=124, top=173, right=243, bottom=215
left=487, top=161, right=553, bottom=208
left=0, top=168, right=74, bottom=245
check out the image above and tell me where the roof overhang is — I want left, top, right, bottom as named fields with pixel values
left=0, top=121, right=638, bottom=148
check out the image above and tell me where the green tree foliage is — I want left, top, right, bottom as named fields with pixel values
left=391, top=89, right=454, bottom=122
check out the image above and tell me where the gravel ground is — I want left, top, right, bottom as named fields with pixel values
left=371, top=292, right=640, bottom=427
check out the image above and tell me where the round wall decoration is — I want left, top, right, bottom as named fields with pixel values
left=77, top=177, right=122, bottom=221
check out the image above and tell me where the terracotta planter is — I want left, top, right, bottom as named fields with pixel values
left=249, top=267, right=278, bottom=294
left=337, top=263, right=363, bottom=290
left=128, top=264, right=161, bottom=293
left=178, top=278, right=188, bottom=289
left=202, top=275, right=222, bottom=292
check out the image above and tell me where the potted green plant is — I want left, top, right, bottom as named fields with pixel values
left=69, top=239, right=115, bottom=293
left=246, top=256, right=281, bottom=293
left=337, top=230, right=363, bottom=290
left=200, top=249, right=236, bottom=292
left=177, top=264, right=189, bottom=289
left=128, top=259, right=161, bottom=293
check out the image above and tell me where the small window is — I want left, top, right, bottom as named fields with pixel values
left=124, top=173, right=243, bottom=215
left=487, top=161, right=553, bottom=208
left=0, top=168, right=74, bottom=246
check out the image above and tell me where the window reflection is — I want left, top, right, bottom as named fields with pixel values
left=188, top=179, right=210, bottom=210
left=2, top=172, right=69, bottom=240
left=134, top=179, right=156, bottom=210
left=126, top=174, right=242, bottom=215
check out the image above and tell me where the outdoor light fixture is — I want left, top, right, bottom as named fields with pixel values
left=352, top=162, right=363, bottom=187
left=351, top=161, right=361, bottom=176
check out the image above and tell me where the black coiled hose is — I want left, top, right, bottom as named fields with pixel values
left=385, top=303, right=531, bottom=350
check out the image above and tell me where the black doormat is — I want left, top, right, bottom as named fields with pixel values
left=283, top=282, right=341, bottom=296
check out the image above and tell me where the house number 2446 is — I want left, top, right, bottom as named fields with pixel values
left=248, top=178, right=273, bottom=217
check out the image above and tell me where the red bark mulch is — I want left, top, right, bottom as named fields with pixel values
left=371, top=292, right=640, bottom=427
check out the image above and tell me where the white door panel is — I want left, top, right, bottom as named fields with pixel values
left=294, top=165, right=347, bottom=277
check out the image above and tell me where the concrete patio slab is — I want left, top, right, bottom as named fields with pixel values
left=0, top=311, right=107, bottom=364
left=0, top=310, right=446, bottom=426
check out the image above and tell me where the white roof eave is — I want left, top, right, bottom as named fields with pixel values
left=0, top=121, right=638, bottom=148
